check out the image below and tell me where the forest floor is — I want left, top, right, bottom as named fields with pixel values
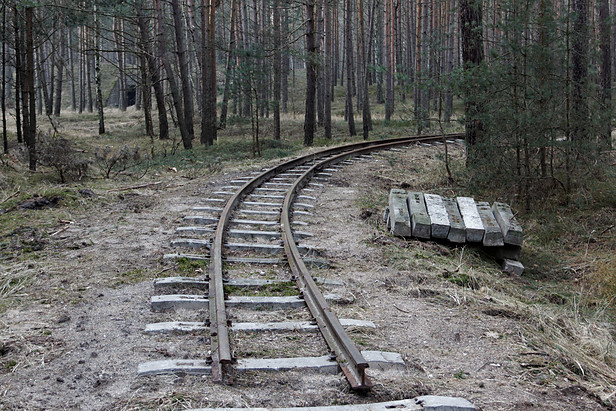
left=1, top=111, right=615, bottom=410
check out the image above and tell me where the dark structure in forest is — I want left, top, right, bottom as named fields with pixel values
left=106, top=77, right=138, bottom=108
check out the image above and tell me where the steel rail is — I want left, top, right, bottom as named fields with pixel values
left=208, top=133, right=464, bottom=384
left=280, top=134, right=462, bottom=390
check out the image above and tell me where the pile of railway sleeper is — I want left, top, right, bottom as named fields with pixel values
left=386, top=189, right=524, bottom=275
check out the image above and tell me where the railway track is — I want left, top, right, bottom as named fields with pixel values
left=139, top=133, right=465, bottom=394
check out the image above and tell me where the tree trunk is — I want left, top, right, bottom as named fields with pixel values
left=200, top=0, right=217, bottom=145
left=54, top=24, right=64, bottom=117
left=304, top=0, right=317, bottom=146
left=571, top=0, right=589, bottom=143
left=38, top=43, right=52, bottom=116
left=219, top=0, right=237, bottom=130
left=345, top=0, right=356, bottom=136
left=414, top=0, right=422, bottom=132
left=36, top=53, right=42, bottom=116
left=157, top=0, right=191, bottom=148
left=460, top=0, right=484, bottom=161
left=86, top=29, right=93, bottom=113
left=69, top=28, right=76, bottom=111
left=114, top=17, right=127, bottom=111
left=273, top=0, right=282, bottom=140
left=376, top=1, right=384, bottom=104
left=13, top=7, right=22, bottom=144
left=323, top=0, right=332, bottom=139
left=420, top=0, right=429, bottom=129
left=140, top=51, right=154, bottom=138
left=358, top=0, right=373, bottom=139
left=78, top=27, right=84, bottom=114
left=598, top=0, right=611, bottom=149
left=171, top=0, right=195, bottom=144
left=137, top=1, right=169, bottom=140
left=24, top=7, right=36, bottom=170
left=95, top=5, right=105, bottom=134
left=2, top=3, right=7, bottom=153
left=395, top=0, right=404, bottom=102
left=384, top=0, right=394, bottom=120
left=281, top=5, right=290, bottom=113
left=443, top=3, right=454, bottom=123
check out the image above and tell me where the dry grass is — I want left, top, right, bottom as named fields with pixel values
left=0, top=262, right=33, bottom=308
left=365, top=142, right=616, bottom=406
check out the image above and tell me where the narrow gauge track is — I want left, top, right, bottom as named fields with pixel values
left=148, top=133, right=464, bottom=392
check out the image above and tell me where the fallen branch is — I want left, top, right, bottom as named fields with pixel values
left=393, top=304, right=411, bottom=314
left=0, top=189, right=20, bottom=205
left=50, top=220, right=74, bottom=237
left=152, top=267, right=173, bottom=277
left=107, top=181, right=162, bottom=192
left=376, top=174, right=403, bottom=185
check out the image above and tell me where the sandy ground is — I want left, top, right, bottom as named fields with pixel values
left=0, top=144, right=609, bottom=410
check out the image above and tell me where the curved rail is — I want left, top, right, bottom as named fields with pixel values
left=208, top=133, right=464, bottom=385
left=280, top=134, right=458, bottom=389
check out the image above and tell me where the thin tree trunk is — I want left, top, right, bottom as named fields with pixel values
left=219, top=0, right=237, bottom=130
left=538, top=0, right=549, bottom=177
left=35, top=53, right=42, bottom=116
left=137, top=1, right=169, bottom=140
left=358, top=0, right=373, bottom=139
left=78, top=26, right=84, bottom=113
left=443, top=2, right=454, bottom=123
left=95, top=5, right=105, bottom=134
left=571, top=0, right=589, bottom=143
left=304, top=0, right=317, bottom=146
left=37, top=43, right=52, bottom=116
left=599, top=0, right=611, bottom=149
left=140, top=52, right=154, bottom=138
left=385, top=0, right=395, bottom=120
left=171, top=0, right=195, bottom=143
left=49, top=38, right=55, bottom=114
left=200, top=0, right=217, bottom=145
left=2, top=3, right=6, bottom=153
left=273, top=0, right=282, bottom=140
left=414, top=0, right=422, bottom=132
left=185, top=0, right=202, bottom=115
left=323, top=0, right=332, bottom=139
left=54, top=24, right=64, bottom=117
left=420, top=0, right=429, bottom=129
left=157, top=0, right=191, bottom=148
left=114, top=17, right=127, bottom=111
left=24, top=7, right=36, bottom=170
left=240, top=0, right=251, bottom=117
left=69, top=28, right=76, bottom=111
left=345, top=0, right=356, bottom=136
left=86, top=29, right=93, bottom=113
left=395, top=0, right=404, bottom=102
left=460, top=0, right=484, bottom=162
left=281, top=4, right=289, bottom=113
left=376, top=0, right=384, bottom=104
left=13, top=7, right=22, bottom=144
left=317, top=4, right=325, bottom=128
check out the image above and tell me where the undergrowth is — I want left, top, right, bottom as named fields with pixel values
left=364, top=142, right=616, bottom=405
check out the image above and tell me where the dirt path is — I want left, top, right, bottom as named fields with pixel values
left=0, top=146, right=608, bottom=410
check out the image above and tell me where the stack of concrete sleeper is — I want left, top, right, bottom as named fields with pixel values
left=387, top=189, right=524, bottom=275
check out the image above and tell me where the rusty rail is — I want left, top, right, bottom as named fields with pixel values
left=208, top=133, right=464, bottom=385
left=280, top=135, right=457, bottom=389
